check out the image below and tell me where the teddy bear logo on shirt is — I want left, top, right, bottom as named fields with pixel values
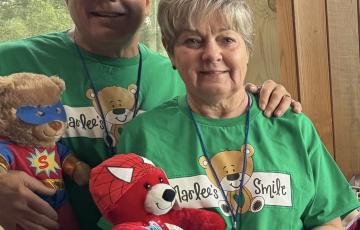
left=198, top=144, right=265, bottom=215
left=86, top=84, right=137, bottom=146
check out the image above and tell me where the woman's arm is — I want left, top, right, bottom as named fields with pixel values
left=312, top=217, right=343, bottom=230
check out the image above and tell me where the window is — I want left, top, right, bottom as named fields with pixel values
left=0, top=0, right=166, bottom=55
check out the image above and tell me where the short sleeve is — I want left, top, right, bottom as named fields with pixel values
left=302, top=123, right=360, bottom=228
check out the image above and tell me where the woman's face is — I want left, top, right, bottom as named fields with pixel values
left=169, top=18, right=249, bottom=100
left=66, top=0, right=150, bottom=43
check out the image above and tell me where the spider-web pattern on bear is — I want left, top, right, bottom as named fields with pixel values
left=90, top=153, right=156, bottom=214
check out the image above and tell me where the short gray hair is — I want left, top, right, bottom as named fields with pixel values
left=158, top=0, right=254, bottom=55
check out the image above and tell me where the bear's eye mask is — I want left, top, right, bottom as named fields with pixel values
left=16, top=100, right=66, bottom=125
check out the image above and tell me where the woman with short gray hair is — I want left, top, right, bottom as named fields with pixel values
left=118, top=0, right=359, bottom=229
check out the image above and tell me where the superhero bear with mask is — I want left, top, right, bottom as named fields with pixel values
left=0, top=72, right=90, bottom=230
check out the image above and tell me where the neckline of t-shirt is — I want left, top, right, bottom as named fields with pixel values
left=178, top=93, right=262, bottom=127
left=60, top=30, right=149, bottom=67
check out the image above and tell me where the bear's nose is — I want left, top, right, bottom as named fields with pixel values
left=162, top=189, right=176, bottom=202
left=227, top=173, right=240, bottom=181
left=113, top=108, right=126, bottom=115
left=49, top=121, right=63, bottom=131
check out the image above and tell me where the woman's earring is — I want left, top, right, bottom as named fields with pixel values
left=144, top=16, right=151, bottom=27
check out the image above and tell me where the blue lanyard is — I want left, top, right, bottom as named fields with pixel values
left=187, top=93, right=251, bottom=230
left=73, top=40, right=143, bottom=154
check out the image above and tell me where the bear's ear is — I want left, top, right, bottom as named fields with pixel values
left=127, top=84, right=137, bottom=95
left=86, top=88, right=95, bottom=100
left=0, top=77, right=14, bottom=96
left=49, top=76, right=66, bottom=92
left=198, top=156, right=209, bottom=169
left=241, top=144, right=254, bottom=157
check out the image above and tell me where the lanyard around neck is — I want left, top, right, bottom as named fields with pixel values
left=73, top=41, right=143, bottom=153
left=187, top=93, right=251, bottom=230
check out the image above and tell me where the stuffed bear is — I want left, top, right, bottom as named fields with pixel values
left=89, top=153, right=226, bottom=230
left=0, top=72, right=90, bottom=229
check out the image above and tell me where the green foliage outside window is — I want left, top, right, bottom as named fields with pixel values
left=0, top=0, right=166, bottom=55
left=0, top=0, right=72, bottom=42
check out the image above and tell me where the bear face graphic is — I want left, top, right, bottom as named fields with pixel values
left=86, top=84, right=137, bottom=146
left=199, top=144, right=264, bottom=214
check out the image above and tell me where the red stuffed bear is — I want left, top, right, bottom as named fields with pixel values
left=89, top=153, right=225, bottom=230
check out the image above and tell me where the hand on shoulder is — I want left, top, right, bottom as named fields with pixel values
left=246, top=80, right=302, bottom=117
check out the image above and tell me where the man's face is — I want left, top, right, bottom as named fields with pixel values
left=66, top=0, right=150, bottom=44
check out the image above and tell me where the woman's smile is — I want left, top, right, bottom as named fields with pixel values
left=199, top=70, right=229, bottom=77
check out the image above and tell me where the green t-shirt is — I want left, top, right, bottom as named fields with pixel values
left=117, top=94, right=359, bottom=229
left=0, top=31, right=185, bottom=229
